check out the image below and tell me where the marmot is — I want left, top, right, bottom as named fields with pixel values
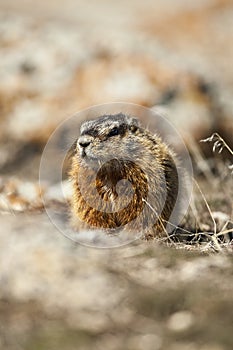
left=69, top=113, right=179, bottom=238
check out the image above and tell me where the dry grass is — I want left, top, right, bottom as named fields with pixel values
left=167, top=133, right=233, bottom=253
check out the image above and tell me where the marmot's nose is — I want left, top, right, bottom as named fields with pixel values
left=78, top=135, right=93, bottom=148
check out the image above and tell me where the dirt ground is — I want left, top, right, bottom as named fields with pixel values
left=0, top=1, right=233, bottom=349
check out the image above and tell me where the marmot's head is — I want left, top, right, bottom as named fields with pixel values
left=76, top=113, right=146, bottom=166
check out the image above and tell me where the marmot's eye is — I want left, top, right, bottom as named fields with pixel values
left=108, top=127, right=119, bottom=137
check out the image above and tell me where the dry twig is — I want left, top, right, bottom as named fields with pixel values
left=200, top=133, right=233, bottom=173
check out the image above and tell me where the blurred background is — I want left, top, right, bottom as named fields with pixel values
left=0, top=1, right=233, bottom=350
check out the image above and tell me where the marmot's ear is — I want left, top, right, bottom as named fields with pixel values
left=129, top=124, right=138, bottom=133
left=129, top=117, right=140, bottom=132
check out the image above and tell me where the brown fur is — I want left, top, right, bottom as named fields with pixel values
left=69, top=113, right=179, bottom=238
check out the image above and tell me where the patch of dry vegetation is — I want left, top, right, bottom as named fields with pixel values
left=167, top=133, right=233, bottom=253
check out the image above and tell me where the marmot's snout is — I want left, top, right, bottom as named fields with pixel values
left=78, top=135, right=94, bottom=158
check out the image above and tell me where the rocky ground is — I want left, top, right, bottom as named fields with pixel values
left=0, top=0, right=233, bottom=349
